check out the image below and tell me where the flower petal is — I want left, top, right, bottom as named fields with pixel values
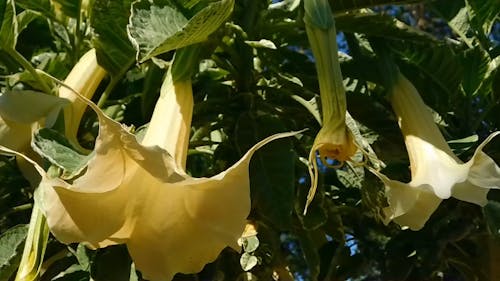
left=386, top=183, right=442, bottom=231
left=451, top=180, right=490, bottom=206
left=0, top=117, right=31, bottom=150
left=125, top=131, right=298, bottom=281
left=405, top=137, right=468, bottom=200
left=37, top=118, right=140, bottom=246
left=369, top=168, right=442, bottom=230
left=58, top=49, right=106, bottom=145
left=451, top=132, right=500, bottom=205
left=36, top=84, right=302, bottom=280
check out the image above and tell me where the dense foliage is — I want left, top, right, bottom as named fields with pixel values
left=0, top=0, right=499, bottom=280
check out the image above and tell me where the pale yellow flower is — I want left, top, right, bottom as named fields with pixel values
left=58, top=49, right=106, bottom=149
left=0, top=49, right=105, bottom=152
left=0, top=90, right=68, bottom=151
left=0, top=116, right=31, bottom=151
left=9, top=67, right=299, bottom=281
left=370, top=73, right=500, bottom=230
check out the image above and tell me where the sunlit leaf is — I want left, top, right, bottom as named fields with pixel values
left=466, top=0, right=500, bottom=35
left=32, top=128, right=90, bottom=179
left=240, top=252, right=258, bottom=271
left=52, top=0, right=80, bottom=18
left=0, top=225, right=28, bottom=281
left=240, top=235, right=259, bottom=253
left=91, top=0, right=136, bottom=77
left=244, top=39, right=277, bottom=49
left=14, top=0, right=54, bottom=19
left=236, top=113, right=296, bottom=230
left=336, top=13, right=437, bottom=43
left=330, top=0, right=422, bottom=12
left=448, top=7, right=473, bottom=46
left=127, top=0, right=234, bottom=62
left=0, top=0, right=17, bottom=50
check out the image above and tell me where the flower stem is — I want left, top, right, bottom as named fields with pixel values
left=304, top=0, right=346, bottom=125
left=96, top=77, right=119, bottom=108
left=7, top=49, right=52, bottom=95
left=15, top=202, right=50, bottom=281
left=141, top=46, right=201, bottom=169
left=141, top=67, right=193, bottom=169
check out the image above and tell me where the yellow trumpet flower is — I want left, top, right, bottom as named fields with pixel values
left=370, top=73, right=500, bottom=230
left=7, top=64, right=299, bottom=280
left=0, top=116, right=31, bottom=151
left=58, top=49, right=107, bottom=149
left=0, top=49, right=105, bottom=152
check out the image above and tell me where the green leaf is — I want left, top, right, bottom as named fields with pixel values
left=461, top=47, right=490, bottom=97
left=448, top=7, right=474, bottom=46
left=236, top=113, right=295, bottom=230
left=435, top=0, right=498, bottom=48
left=177, top=0, right=203, bottom=10
left=16, top=10, right=39, bottom=33
left=391, top=41, right=463, bottom=98
left=14, top=203, right=50, bottom=281
left=140, top=62, right=164, bottom=119
left=0, top=0, right=6, bottom=26
left=244, top=39, right=277, bottom=49
left=296, top=229, right=320, bottom=280
left=0, top=0, right=17, bottom=50
left=240, top=252, right=258, bottom=271
left=269, top=0, right=301, bottom=11
left=336, top=13, right=437, bottom=43
left=14, top=0, right=54, bottom=19
left=0, top=225, right=28, bottom=281
left=240, top=236, right=259, bottom=253
left=52, top=264, right=90, bottom=281
left=330, top=0, right=421, bottom=12
left=466, top=0, right=500, bottom=35
left=91, top=246, right=132, bottom=281
left=52, top=0, right=80, bottom=18
left=70, top=244, right=90, bottom=270
left=448, top=135, right=479, bottom=155
left=0, top=90, right=68, bottom=124
left=91, top=0, right=136, bottom=77
left=488, top=56, right=500, bottom=101
left=484, top=201, right=500, bottom=238
left=32, top=128, right=91, bottom=179
left=127, top=0, right=234, bottom=62
left=129, top=263, right=138, bottom=281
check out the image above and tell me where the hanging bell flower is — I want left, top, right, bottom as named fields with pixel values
left=58, top=49, right=106, bottom=149
left=13, top=57, right=300, bottom=280
left=303, top=0, right=357, bottom=212
left=370, top=73, right=500, bottom=230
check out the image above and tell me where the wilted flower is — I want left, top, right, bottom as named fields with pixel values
left=370, top=73, right=500, bottom=230
left=303, top=0, right=357, bottom=212
left=10, top=67, right=298, bottom=281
